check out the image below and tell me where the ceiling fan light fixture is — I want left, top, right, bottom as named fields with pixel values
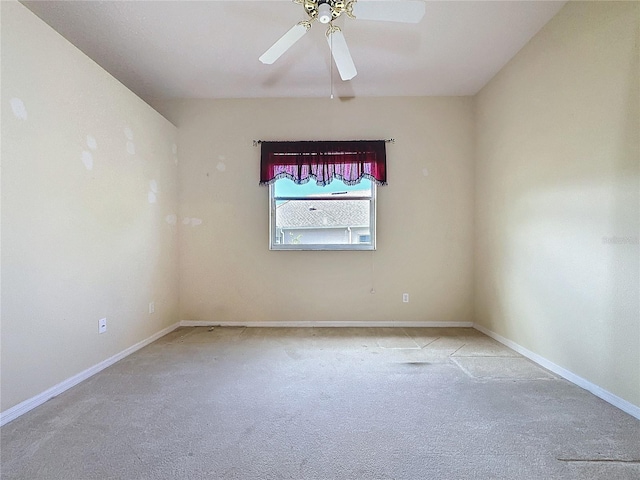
left=261, top=1, right=426, bottom=82
left=318, top=3, right=332, bottom=24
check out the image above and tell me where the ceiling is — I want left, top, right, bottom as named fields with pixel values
left=22, top=1, right=565, bottom=103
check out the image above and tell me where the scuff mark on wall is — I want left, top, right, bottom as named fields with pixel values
left=124, top=127, right=135, bottom=155
left=10, top=98, right=28, bottom=120
left=148, top=180, right=158, bottom=204
left=86, top=135, right=97, bottom=150
left=172, top=143, right=178, bottom=165
left=182, top=217, right=203, bottom=227
left=81, top=150, right=93, bottom=171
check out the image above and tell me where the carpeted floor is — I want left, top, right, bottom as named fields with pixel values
left=1, top=327, right=639, bottom=479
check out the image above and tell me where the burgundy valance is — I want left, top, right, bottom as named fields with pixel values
left=259, top=140, right=387, bottom=187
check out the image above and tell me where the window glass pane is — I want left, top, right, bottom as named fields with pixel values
left=275, top=199, right=371, bottom=245
left=271, top=178, right=374, bottom=249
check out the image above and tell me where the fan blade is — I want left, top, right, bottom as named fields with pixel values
left=259, top=23, right=310, bottom=64
left=351, top=0, right=425, bottom=23
left=327, top=29, right=357, bottom=81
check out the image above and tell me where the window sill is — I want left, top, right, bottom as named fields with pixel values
left=270, top=244, right=375, bottom=251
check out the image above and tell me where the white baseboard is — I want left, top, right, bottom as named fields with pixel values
left=473, top=323, right=640, bottom=420
left=180, top=320, right=474, bottom=328
left=0, top=322, right=181, bottom=427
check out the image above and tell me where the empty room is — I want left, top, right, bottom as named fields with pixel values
left=1, top=0, right=638, bottom=478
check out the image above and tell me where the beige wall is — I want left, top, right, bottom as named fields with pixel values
left=1, top=2, right=179, bottom=412
left=157, top=97, right=475, bottom=325
left=474, top=1, right=639, bottom=407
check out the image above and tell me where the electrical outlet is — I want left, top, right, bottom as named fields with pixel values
left=98, top=318, right=107, bottom=334
left=403, top=293, right=409, bottom=303
left=149, top=301, right=155, bottom=314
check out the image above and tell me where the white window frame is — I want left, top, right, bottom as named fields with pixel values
left=269, top=183, right=377, bottom=251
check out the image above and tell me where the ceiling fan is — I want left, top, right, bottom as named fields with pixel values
left=259, top=0, right=426, bottom=81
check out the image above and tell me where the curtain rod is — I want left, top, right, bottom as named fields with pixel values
left=252, top=139, right=395, bottom=147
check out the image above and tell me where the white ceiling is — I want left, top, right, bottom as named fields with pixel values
left=22, top=1, right=565, bottom=102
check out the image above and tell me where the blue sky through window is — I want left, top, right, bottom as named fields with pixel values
left=274, top=178, right=372, bottom=197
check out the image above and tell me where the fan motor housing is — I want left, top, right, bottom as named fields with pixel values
left=303, top=0, right=347, bottom=21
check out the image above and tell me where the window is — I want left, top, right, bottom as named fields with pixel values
left=259, top=140, right=387, bottom=251
left=269, top=178, right=376, bottom=250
